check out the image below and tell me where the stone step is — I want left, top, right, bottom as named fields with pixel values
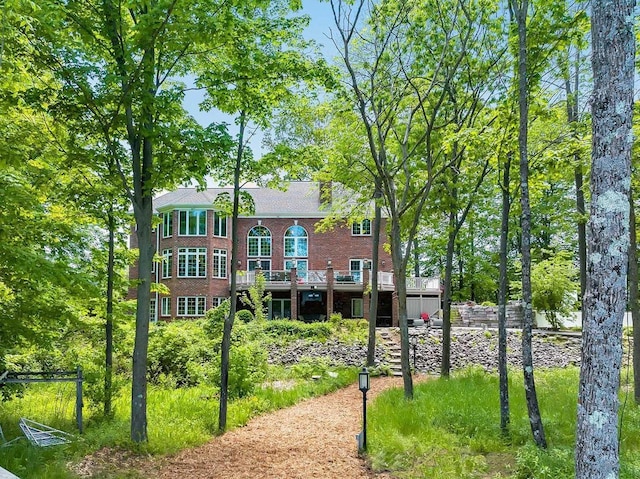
left=379, top=330, right=403, bottom=375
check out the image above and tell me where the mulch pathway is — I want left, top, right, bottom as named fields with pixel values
left=141, top=376, right=413, bottom=479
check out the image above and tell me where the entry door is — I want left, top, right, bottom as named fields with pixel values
left=350, top=259, right=364, bottom=282
left=270, top=299, right=291, bottom=320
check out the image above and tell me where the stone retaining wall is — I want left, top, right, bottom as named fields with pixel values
left=453, top=302, right=523, bottom=329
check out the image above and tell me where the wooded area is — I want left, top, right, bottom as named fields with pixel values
left=0, top=0, right=636, bottom=475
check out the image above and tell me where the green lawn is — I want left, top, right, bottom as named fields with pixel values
left=366, top=367, right=640, bottom=478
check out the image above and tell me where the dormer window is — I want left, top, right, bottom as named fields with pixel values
left=352, top=219, right=371, bottom=236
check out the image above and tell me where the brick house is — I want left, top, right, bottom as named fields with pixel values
left=129, top=182, right=440, bottom=326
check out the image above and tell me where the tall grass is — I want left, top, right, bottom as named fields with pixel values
left=0, top=366, right=358, bottom=478
left=367, top=367, right=640, bottom=478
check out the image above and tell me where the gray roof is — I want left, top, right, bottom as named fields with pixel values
left=153, top=182, right=335, bottom=218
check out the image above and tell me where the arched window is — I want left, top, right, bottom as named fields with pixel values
left=248, top=226, right=272, bottom=257
left=284, top=225, right=308, bottom=257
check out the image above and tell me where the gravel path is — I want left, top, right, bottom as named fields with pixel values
left=147, top=376, right=408, bottom=479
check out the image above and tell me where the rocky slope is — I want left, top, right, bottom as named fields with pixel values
left=267, top=328, right=583, bottom=373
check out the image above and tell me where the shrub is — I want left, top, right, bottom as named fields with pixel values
left=327, top=313, right=368, bottom=344
left=239, top=272, right=271, bottom=322
left=204, top=300, right=230, bottom=337
left=223, top=343, right=268, bottom=399
left=147, top=320, right=216, bottom=387
left=236, top=309, right=254, bottom=323
left=531, top=251, right=579, bottom=329
left=264, top=319, right=332, bottom=342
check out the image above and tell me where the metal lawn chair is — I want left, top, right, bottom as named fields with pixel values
left=18, top=418, right=73, bottom=447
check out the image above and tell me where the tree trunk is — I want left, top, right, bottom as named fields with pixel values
left=515, top=0, right=546, bottom=449
left=565, top=50, right=587, bottom=303
left=130, top=194, right=153, bottom=443
left=498, top=152, right=512, bottom=434
left=391, top=215, right=413, bottom=399
left=413, top=239, right=420, bottom=278
left=441, top=209, right=456, bottom=377
left=367, top=183, right=382, bottom=367
left=105, top=206, right=115, bottom=418
left=469, top=219, right=476, bottom=302
left=441, top=156, right=490, bottom=377
left=630, top=189, right=640, bottom=404
left=576, top=0, right=634, bottom=472
left=219, top=111, right=245, bottom=432
left=576, top=164, right=587, bottom=302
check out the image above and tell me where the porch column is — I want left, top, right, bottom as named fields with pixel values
left=363, top=262, right=371, bottom=323
left=392, top=291, right=399, bottom=327
left=326, top=261, right=334, bottom=319
left=290, top=266, right=298, bottom=321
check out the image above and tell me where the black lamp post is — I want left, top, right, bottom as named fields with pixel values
left=410, top=335, right=418, bottom=370
left=359, top=367, right=370, bottom=452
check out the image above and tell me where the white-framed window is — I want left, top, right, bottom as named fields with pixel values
left=248, top=259, right=271, bottom=272
left=162, top=212, right=173, bottom=237
left=161, top=297, right=171, bottom=317
left=285, top=258, right=308, bottom=281
left=248, top=225, right=271, bottom=257
left=350, top=259, right=364, bottom=282
left=284, top=225, right=308, bottom=257
left=212, top=248, right=227, bottom=278
left=211, top=297, right=226, bottom=308
left=150, top=298, right=157, bottom=322
left=270, top=299, right=291, bottom=320
left=352, top=219, right=371, bottom=236
left=178, top=209, right=207, bottom=236
left=351, top=298, right=364, bottom=318
left=178, top=247, right=207, bottom=277
left=177, top=296, right=206, bottom=316
left=162, top=249, right=173, bottom=278
left=214, top=212, right=227, bottom=237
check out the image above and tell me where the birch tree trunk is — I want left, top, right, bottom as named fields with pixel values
left=575, top=0, right=635, bottom=475
left=629, top=190, right=640, bottom=404
left=498, top=152, right=513, bottom=433
left=514, top=0, right=546, bottom=449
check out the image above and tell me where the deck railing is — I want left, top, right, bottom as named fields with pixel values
left=236, top=269, right=440, bottom=292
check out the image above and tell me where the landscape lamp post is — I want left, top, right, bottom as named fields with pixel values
left=359, top=367, right=370, bottom=452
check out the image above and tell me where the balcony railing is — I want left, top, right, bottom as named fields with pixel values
left=405, top=277, right=441, bottom=291
left=235, top=269, right=440, bottom=293
left=334, top=270, right=363, bottom=284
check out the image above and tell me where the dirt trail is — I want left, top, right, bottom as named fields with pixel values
left=146, top=376, right=408, bottom=479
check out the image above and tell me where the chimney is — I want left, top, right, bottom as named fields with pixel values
left=319, top=181, right=332, bottom=205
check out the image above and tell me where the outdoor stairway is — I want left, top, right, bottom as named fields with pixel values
left=379, top=329, right=403, bottom=377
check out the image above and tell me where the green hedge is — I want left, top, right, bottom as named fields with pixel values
left=264, top=319, right=333, bottom=341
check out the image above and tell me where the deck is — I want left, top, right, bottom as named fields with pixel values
left=235, top=270, right=440, bottom=294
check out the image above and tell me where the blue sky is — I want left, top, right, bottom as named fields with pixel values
left=182, top=0, right=338, bottom=153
